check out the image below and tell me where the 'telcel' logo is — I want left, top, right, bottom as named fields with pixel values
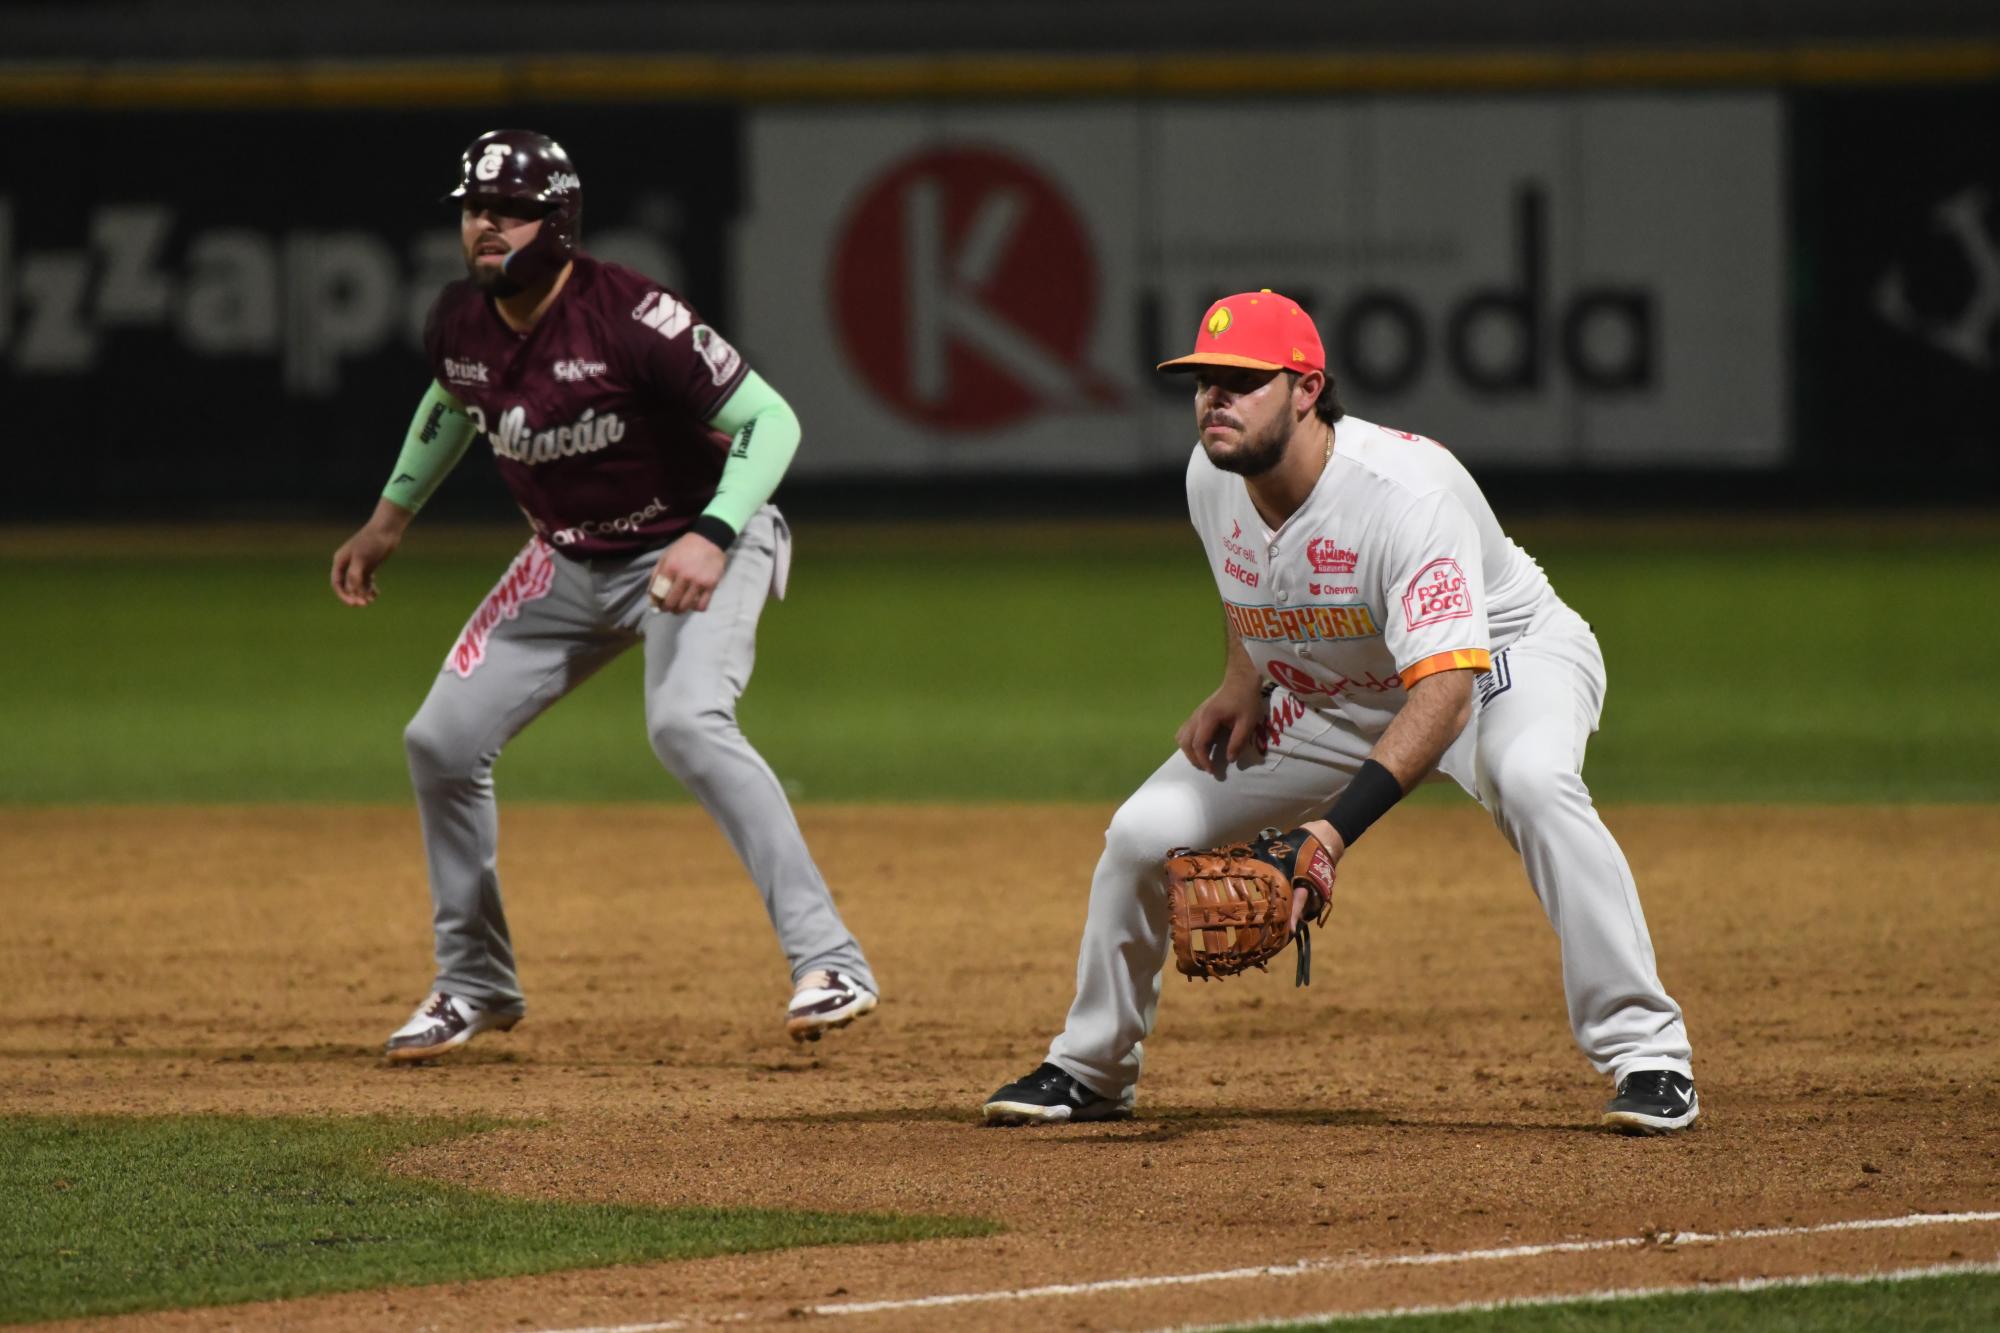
left=831, top=145, right=1119, bottom=431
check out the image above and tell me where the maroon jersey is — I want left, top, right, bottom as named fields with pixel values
left=423, top=254, right=751, bottom=558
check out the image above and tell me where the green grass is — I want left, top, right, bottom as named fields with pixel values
left=0, top=1114, right=993, bottom=1324
left=1244, top=1269, right=2000, bottom=1331
left=1, top=520, right=1994, bottom=803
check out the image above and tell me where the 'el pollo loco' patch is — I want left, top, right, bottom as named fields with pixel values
left=1402, top=557, right=1472, bottom=629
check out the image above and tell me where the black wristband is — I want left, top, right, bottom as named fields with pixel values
left=689, top=514, right=737, bottom=551
left=1324, top=758, right=1403, bottom=847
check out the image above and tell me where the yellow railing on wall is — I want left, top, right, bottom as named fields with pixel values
left=3, top=42, right=1996, bottom=108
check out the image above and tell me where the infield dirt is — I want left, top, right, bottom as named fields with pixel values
left=4, top=804, right=1997, bottom=1331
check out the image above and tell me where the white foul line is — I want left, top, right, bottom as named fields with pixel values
left=807, top=1209, right=2000, bottom=1317
left=527, top=1208, right=2000, bottom=1331
left=1149, top=1255, right=2000, bottom=1332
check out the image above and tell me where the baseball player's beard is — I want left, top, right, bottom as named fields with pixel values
left=1202, top=416, right=1290, bottom=478
left=466, top=255, right=510, bottom=292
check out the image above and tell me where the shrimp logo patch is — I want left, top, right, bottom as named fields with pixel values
left=448, top=541, right=557, bottom=678
left=1402, top=557, right=1472, bottom=629
left=1207, top=307, right=1233, bottom=338
left=1307, top=538, right=1357, bottom=574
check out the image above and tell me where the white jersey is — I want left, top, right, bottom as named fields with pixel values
left=1188, top=416, right=1562, bottom=740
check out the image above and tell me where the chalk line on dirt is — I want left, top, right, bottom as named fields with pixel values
left=530, top=1207, right=2000, bottom=1331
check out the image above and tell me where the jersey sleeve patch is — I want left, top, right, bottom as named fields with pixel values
left=691, top=325, right=744, bottom=386
left=1401, top=556, right=1474, bottom=630
left=1398, top=647, right=1491, bottom=687
left=631, top=290, right=694, bottom=339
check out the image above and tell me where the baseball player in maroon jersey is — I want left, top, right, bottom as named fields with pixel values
left=331, top=129, right=878, bottom=1060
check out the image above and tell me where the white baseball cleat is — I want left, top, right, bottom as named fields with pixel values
left=384, top=991, right=521, bottom=1063
left=785, top=969, right=878, bottom=1042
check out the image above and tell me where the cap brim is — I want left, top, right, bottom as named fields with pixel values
left=1155, top=352, right=1287, bottom=373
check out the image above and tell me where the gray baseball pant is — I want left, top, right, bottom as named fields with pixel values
left=400, top=506, right=875, bottom=1014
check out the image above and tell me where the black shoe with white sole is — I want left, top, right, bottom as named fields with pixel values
left=1602, top=1070, right=1700, bottom=1134
left=983, top=1062, right=1131, bottom=1125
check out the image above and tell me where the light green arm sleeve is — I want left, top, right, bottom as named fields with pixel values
left=699, top=370, right=802, bottom=542
left=381, top=381, right=477, bottom=513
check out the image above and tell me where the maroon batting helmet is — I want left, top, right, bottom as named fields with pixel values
left=448, top=129, right=582, bottom=293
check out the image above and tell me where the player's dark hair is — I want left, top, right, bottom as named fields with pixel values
left=1286, top=370, right=1345, bottom=424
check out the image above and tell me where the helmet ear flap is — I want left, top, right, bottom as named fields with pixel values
left=496, top=203, right=575, bottom=294
left=542, top=197, right=581, bottom=262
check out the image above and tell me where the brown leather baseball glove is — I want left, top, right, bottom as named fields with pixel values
left=1164, top=827, right=1336, bottom=985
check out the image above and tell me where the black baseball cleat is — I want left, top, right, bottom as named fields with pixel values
left=1602, top=1070, right=1700, bottom=1134
left=983, top=1062, right=1132, bottom=1125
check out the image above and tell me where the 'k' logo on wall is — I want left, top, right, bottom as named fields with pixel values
left=831, top=145, right=1120, bottom=431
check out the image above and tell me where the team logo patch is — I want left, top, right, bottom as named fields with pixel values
left=1207, top=307, right=1233, bottom=338
left=1307, top=538, right=1357, bottom=574
left=448, top=541, right=557, bottom=678
left=692, top=325, right=742, bottom=385
left=1402, top=557, right=1473, bottom=629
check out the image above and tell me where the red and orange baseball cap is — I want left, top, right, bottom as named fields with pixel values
left=1156, top=290, right=1325, bottom=375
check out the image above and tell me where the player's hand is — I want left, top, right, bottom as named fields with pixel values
left=330, top=525, right=401, bottom=607
left=1175, top=674, right=1268, bottom=780
left=649, top=531, right=726, bottom=614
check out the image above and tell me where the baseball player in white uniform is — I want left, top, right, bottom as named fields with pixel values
left=985, top=291, right=1697, bottom=1134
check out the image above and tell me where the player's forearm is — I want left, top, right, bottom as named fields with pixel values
left=1301, top=671, right=1472, bottom=854
left=1368, top=669, right=1475, bottom=789
left=381, top=381, right=477, bottom=514
left=694, top=371, right=801, bottom=547
left=1220, top=615, right=1260, bottom=690
left=363, top=495, right=417, bottom=538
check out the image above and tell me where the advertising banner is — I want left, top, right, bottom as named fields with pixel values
left=738, top=96, right=1786, bottom=475
left=1793, top=86, right=1999, bottom=481
left=1, top=107, right=741, bottom=513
